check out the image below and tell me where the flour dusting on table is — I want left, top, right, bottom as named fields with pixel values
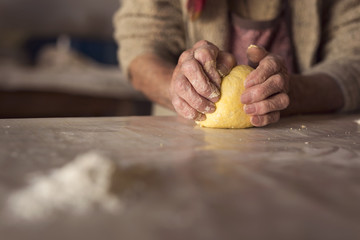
left=6, top=152, right=121, bottom=221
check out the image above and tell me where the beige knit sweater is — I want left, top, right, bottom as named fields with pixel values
left=114, top=0, right=360, bottom=112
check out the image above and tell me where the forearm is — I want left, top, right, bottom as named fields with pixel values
left=129, top=53, right=175, bottom=110
left=129, top=54, right=345, bottom=116
left=284, top=73, right=344, bottom=115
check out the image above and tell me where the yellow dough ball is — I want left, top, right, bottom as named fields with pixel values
left=197, top=65, right=254, bottom=129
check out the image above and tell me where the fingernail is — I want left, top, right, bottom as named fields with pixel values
left=217, top=64, right=229, bottom=78
left=195, top=113, right=206, bottom=121
left=251, top=116, right=260, bottom=125
left=244, top=78, right=254, bottom=88
left=217, top=68, right=225, bottom=78
left=248, top=44, right=265, bottom=51
left=241, top=92, right=252, bottom=104
left=248, top=44, right=259, bottom=49
left=209, top=86, right=220, bottom=99
left=244, top=104, right=255, bottom=114
left=205, top=103, right=216, bottom=113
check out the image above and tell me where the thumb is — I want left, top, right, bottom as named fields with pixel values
left=247, top=44, right=268, bottom=68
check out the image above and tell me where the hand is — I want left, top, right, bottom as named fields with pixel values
left=170, top=40, right=236, bottom=120
left=241, top=45, right=290, bottom=127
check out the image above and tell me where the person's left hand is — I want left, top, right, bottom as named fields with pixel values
left=241, top=45, right=290, bottom=127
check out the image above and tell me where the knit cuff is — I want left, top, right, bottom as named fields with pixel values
left=304, top=59, right=360, bottom=113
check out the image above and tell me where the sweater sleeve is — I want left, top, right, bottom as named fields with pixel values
left=113, top=0, right=185, bottom=79
left=305, top=0, right=360, bottom=112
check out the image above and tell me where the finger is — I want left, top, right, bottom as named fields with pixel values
left=216, top=51, right=237, bottom=78
left=194, top=46, right=221, bottom=88
left=251, top=111, right=280, bottom=127
left=246, top=44, right=268, bottom=68
left=241, top=73, right=288, bottom=104
left=192, top=40, right=218, bottom=50
left=180, top=40, right=219, bottom=64
left=178, top=49, right=194, bottom=64
left=244, top=55, right=284, bottom=88
left=243, top=93, right=290, bottom=115
left=181, top=58, right=220, bottom=102
left=174, top=74, right=216, bottom=114
left=172, top=95, right=206, bottom=121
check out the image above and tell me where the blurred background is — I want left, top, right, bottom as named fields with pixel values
left=0, top=0, right=152, bottom=118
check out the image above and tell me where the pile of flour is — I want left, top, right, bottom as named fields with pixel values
left=6, top=152, right=121, bottom=221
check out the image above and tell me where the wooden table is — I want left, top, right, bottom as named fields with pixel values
left=1, top=114, right=360, bottom=240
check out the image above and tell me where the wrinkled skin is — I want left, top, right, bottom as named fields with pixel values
left=169, top=40, right=290, bottom=127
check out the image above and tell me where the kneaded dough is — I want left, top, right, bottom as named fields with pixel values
left=197, top=65, right=254, bottom=129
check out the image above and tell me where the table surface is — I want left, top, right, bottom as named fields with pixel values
left=1, top=114, right=360, bottom=240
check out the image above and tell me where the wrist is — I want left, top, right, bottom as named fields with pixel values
left=129, top=54, right=175, bottom=110
left=283, top=73, right=344, bottom=116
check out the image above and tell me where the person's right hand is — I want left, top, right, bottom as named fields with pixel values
left=169, top=40, right=236, bottom=121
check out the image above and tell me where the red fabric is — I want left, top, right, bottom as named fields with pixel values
left=187, top=0, right=207, bottom=20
